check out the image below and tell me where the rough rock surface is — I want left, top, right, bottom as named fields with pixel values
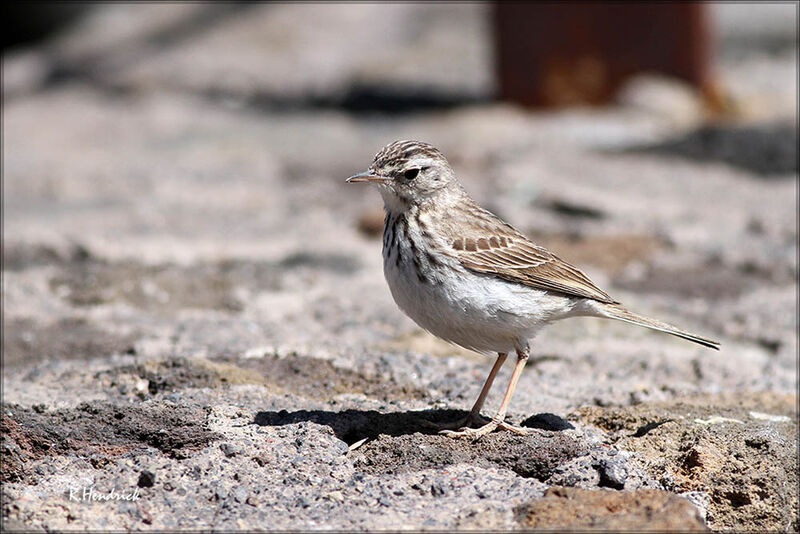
left=575, top=394, right=798, bottom=531
left=516, top=486, right=707, bottom=531
left=2, top=3, right=797, bottom=532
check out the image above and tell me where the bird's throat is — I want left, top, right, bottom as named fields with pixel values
left=378, top=186, right=412, bottom=215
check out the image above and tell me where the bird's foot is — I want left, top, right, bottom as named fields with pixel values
left=417, top=412, right=490, bottom=432
left=439, top=418, right=531, bottom=439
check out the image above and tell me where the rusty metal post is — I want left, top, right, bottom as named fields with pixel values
left=494, top=3, right=714, bottom=108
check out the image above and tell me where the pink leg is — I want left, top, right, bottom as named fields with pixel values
left=441, top=347, right=531, bottom=439
left=421, top=352, right=507, bottom=431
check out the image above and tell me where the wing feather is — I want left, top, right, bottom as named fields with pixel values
left=446, top=211, right=617, bottom=303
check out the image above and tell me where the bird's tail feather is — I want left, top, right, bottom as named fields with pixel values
left=597, top=303, right=720, bottom=350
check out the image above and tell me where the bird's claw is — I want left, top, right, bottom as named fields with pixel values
left=417, top=413, right=490, bottom=432
left=438, top=418, right=531, bottom=439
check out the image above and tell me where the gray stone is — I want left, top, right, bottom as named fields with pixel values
left=219, top=443, right=241, bottom=458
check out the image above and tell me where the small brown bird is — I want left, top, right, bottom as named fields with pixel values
left=348, top=140, right=719, bottom=438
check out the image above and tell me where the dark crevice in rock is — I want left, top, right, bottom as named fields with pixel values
left=254, top=407, right=582, bottom=480
left=632, top=419, right=673, bottom=437
left=2, top=401, right=221, bottom=483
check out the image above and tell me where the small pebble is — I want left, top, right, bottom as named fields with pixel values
left=137, top=470, right=156, bottom=488
left=594, top=458, right=628, bottom=490
left=326, top=490, right=344, bottom=503
left=232, top=486, right=249, bottom=503
left=220, top=443, right=241, bottom=457
left=430, top=482, right=447, bottom=497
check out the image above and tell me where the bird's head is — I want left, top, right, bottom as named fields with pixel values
left=347, top=140, right=459, bottom=211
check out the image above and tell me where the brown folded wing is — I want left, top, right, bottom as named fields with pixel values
left=450, top=231, right=618, bottom=304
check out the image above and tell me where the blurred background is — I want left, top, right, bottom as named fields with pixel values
left=3, top=2, right=796, bottom=356
left=4, top=0, right=798, bottom=404
left=2, top=3, right=797, bottom=531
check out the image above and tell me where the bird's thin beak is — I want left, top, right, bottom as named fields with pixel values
left=346, top=171, right=390, bottom=184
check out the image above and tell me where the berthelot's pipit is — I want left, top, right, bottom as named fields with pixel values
left=347, top=140, right=720, bottom=439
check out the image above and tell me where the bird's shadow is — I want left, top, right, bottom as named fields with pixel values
left=253, top=408, right=573, bottom=445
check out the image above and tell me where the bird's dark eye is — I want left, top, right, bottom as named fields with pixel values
left=404, top=168, right=420, bottom=180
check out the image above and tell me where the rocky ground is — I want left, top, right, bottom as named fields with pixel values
left=2, top=4, right=797, bottom=531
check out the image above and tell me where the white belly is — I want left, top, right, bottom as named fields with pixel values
left=383, top=247, right=577, bottom=354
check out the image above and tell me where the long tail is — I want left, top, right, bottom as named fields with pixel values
left=596, top=303, right=720, bottom=350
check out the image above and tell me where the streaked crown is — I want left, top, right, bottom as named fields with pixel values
left=372, top=140, right=446, bottom=170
